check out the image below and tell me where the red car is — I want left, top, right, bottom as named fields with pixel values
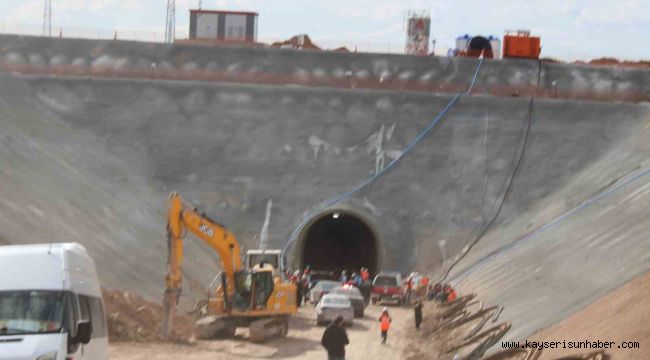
left=371, top=272, right=406, bottom=305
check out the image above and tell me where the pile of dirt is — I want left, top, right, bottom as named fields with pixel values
left=581, top=58, right=650, bottom=69
left=103, top=288, right=195, bottom=343
left=542, top=57, right=650, bottom=69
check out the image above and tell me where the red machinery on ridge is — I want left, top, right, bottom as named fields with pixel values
left=503, top=30, right=541, bottom=59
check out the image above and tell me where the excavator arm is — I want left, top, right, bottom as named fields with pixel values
left=161, top=192, right=242, bottom=338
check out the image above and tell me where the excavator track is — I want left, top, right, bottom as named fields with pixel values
left=194, top=315, right=237, bottom=339
left=249, top=316, right=290, bottom=342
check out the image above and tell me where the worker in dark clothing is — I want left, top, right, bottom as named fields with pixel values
left=295, top=276, right=304, bottom=307
left=321, top=316, right=349, bottom=360
left=414, top=301, right=423, bottom=330
left=405, top=277, right=414, bottom=304
left=429, top=283, right=443, bottom=302
left=359, top=281, right=371, bottom=304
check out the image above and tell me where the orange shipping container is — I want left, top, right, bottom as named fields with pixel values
left=503, top=35, right=541, bottom=59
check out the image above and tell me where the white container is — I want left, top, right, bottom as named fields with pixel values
left=489, top=36, right=502, bottom=59
left=455, top=34, right=471, bottom=53
left=0, top=243, right=107, bottom=360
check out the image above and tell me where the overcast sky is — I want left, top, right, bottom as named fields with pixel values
left=1, top=0, right=647, bottom=60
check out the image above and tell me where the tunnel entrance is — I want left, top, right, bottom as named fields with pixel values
left=300, top=211, right=378, bottom=276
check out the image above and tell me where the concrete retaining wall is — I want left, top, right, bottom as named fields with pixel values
left=0, top=35, right=647, bottom=102
left=1, top=34, right=649, bottom=343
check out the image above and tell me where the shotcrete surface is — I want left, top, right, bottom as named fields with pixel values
left=0, top=38, right=649, bottom=344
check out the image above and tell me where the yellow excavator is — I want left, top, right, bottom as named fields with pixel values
left=161, top=192, right=297, bottom=342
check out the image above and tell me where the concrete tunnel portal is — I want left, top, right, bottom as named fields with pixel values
left=298, top=210, right=379, bottom=276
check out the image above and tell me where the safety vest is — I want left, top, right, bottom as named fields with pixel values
left=361, top=271, right=369, bottom=281
left=380, top=314, right=391, bottom=331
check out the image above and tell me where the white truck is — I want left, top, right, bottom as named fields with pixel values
left=0, top=243, right=108, bottom=360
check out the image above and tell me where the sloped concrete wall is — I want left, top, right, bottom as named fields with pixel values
left=0, top=35, right=649, bottom=342
left=12, top=76, right=649, bottom=276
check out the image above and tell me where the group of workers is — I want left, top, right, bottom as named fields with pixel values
left=286, top=265, right=312, bottom=307
left=282, top=264, right=461, bottom=359
left=404, top=274, right=430, bottom=304
left=339, top=267, right=372, bottom=303
left=429, top=283, right=458, bottom=303
left=321, top=277, right=460, bottom=360
left=285, top=266, right=375, bottom=307
left=338, top=267, right=370, bottom=286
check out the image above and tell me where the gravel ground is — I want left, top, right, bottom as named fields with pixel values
left=110, top=303, right=415, bottom=360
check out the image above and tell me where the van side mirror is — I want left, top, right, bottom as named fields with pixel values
left=75, top=321, right=92, bottom=344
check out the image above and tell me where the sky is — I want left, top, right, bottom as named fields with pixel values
left=0, top=0, right=647, bottom=60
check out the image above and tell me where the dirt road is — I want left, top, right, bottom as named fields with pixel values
left=110, top=303, right=414, bottom=360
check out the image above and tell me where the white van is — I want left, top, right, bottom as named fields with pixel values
left=0, top=243, right=108, bottom=360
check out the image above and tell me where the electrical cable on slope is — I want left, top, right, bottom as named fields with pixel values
left=453, top=163, right=650, bottom=284
left=438, top=97, right=535, bottom=282
left=437, top=58, right=543, bottom=283
left=455, top=102, right=491, bottom=277
left=477, top=107, right=490, bottom=220
left=281, top=57, right=486, bottom=267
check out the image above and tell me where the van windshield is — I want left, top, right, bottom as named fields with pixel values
left=0, top=291, right=64, bottom=335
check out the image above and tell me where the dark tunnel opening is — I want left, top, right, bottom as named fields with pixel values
left=300, top=211, right=378, bottom=276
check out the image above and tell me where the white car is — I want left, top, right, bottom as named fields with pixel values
left=0, top=243, right=107, bottom=360
left=308, top=280, right=340, bottom=305
left=315, top=294, right=354, bottom=326
left=329, top=286, right=366, bottom=317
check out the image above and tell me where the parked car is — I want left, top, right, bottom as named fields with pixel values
left=0, top=243, right=108, bottom=360
left=307, top=280, right=340, bottom=305
left=329, top=286, right=366, bottom=317
left=371, top=272, right=406, bottom=305
left=307, top=270, right=337, bottom=288
left=315, top=294, right=354, bottom=326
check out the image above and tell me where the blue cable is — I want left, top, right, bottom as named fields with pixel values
left=281, top=57, right=485, bottom=266
left=452, top=165, right=650, bottom=284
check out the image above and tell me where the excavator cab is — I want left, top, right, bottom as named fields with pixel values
left=246, top=249, right=282, bottom=277
left=232, top=270, right=274, bottom=311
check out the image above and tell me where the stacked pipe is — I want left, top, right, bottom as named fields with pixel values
left=411, top=293, right=610, bottom=359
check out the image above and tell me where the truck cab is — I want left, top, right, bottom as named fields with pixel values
left=371, top=272, right=406, bottom=305
left=0, top=243, right=107, bottom=360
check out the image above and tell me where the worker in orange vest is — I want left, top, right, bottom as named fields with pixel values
left=443, top=284, right=457, bottom=302
left=360, top=267, right=370, bottom=282
left=378, top=307, right=392, bottom=344
left=420, top=276, right=430, bottom=299
left=359, top=268, right=371, bottom=304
